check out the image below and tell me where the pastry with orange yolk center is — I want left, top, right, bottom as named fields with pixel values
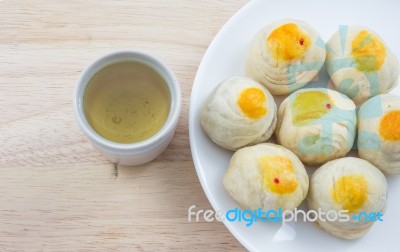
left=326, top=26, right=399, bottom=104
left=358, top=94, right=400, bottom=175
left=245, top=19, right=326, bottom=95
left=201, top=76, right=277, bottom=150
left=275, top=88, right=357, bottom=165
left=223, top=143, right=309, bottom=212
left=307, top=157, right=387, bottom=239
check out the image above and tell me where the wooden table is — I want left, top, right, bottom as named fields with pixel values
left=0, top=1, right=248, bottom=250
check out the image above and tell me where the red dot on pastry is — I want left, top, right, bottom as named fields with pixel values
left=274, top=178, right=280, bottom=184
left=326, top=103, right=332, bottom=109
left=299, top=38, right=305, bottom=45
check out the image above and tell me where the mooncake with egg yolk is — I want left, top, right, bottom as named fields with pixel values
left=223, top=143, right=309, bottom=212
left=326, top=26, right=399, bottom=105
left=245, top=19, right=326, bottom=95
left=307, top=157, right=387, bottom=239
left=358, top=94, right=400, bottom=175
left=201, top=76, right=277, bottom=150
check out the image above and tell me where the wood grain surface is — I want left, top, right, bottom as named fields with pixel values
left=0, top=0, right=249, bottom=251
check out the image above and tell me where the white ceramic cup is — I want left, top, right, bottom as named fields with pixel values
left=73, top=50, right=181, bottom=165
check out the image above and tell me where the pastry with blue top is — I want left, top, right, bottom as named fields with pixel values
left=358, top=94, right=400, bottom=175
left=326, top=26, right=399, bottom=104
left=275, top=88, right=357, bottom=165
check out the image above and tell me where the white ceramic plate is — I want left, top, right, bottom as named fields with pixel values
left=189, top=0, right=400, bottom=251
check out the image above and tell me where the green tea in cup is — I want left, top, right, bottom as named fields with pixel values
left=83, top=61, right=171, bottom=144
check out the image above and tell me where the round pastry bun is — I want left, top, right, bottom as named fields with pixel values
left=307, top=157, right=387, bottom=239
left=276, top=88, right=357, bottom=165
left=358, top=94, right=400, bottom=175
left=245, top=19, right=326, bottom=95
left=223, top=143, right=309, bottom=212
left=201, top=76, right=277, bottom=150
left=326, top=26, right=399, bottom=105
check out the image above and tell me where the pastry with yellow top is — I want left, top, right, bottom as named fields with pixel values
left=307, top=157, right=387, bottom=239
left=201, top=76, right=277, bottom=150
left=358, top=94, right=400, bottom=175
left=326, top=26, right=399, bottom=104
left=245, top=19, right=326, bottom=95
left=275, top=88, right=357, bottom=165
left=223, top=143, right=309, bottom=212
